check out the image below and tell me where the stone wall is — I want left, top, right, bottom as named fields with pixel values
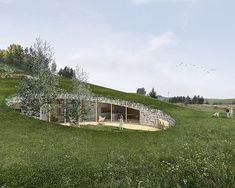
left=6, top=95, right=176, bottom=127
left=88, top=96, right=176, bottom=127
left=139, top=108, right=175, bottom=127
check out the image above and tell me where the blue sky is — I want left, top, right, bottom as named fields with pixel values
left=1, top=0, right=235, bottom=98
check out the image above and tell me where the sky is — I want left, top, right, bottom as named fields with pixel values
left=0, top=0, right=235, bottom=98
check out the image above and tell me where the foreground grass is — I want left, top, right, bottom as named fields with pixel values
left=0, top=78, right=235, bottom=187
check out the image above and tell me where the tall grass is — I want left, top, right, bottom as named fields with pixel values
left=0, top=78, right=234, bottom=187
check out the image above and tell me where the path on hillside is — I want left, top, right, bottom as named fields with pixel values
left=62, top=122, right=160, bottom=131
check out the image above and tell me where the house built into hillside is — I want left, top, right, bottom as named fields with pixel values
left=7, top=96, right=175, bottom=128
left=36, top=96, right=176, bottom=127
left=53, top=98, right=140, bottom=124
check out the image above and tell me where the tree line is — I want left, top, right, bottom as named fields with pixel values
left=136, top=87, right=158, bottom=99
left=136, top=87, right=205, bottom=104
left=0, top=44, right=33, bottom=72
left=58, top=66, right=76, bottom=79
left=169, top=95, right=205, bottom=104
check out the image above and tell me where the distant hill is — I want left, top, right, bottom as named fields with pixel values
left=207, top=98, right=235, bottom=105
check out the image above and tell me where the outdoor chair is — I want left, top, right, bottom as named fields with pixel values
left=98, top=116, right=106, bottom=125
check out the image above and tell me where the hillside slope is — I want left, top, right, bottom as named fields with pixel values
left=59, top=78, right=183, bottom=118
left=0, top=78, right=235, bottom=187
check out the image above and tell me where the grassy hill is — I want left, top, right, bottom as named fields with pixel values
left=59, top=78, right=180, bottom=117
left=207, top=98, right=235, bottom=105
left=0, top=78, right=235, bottom=187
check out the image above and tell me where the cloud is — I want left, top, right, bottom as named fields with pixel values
left=130, top=0, right=196, bottom=5
left=66, top=32, right=176, bottom=71
left=147, top=32, right=176, bottom=51
left=62, top=31, right=180, bottom=95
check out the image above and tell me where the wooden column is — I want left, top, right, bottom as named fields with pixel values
left=64, top=108, right=67, bottom=123
left=48, top=104, right=51, bottom=123
left=39, top=106, right=42, bottom=120
left=95, top=100, right=98, bottom=122
left=64, top=99, right=67, bottom=123
left=48, top=110, right=51, bottom=123
left=125, top=102, right=128, bottom=123
left=111, top=104, right=113, bottom=122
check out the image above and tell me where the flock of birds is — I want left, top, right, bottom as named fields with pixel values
left=176, top=62, right=216, bottom=74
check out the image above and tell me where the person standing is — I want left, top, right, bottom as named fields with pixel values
left=230, top=107, right=233, bottom=118
left=226, top=108, right=230, bottom=118
left=119, top=115, right=124, bottom=130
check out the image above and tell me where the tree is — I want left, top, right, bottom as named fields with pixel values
left=22, top=48, right=33, bottom=73
left=28, top=38, right=54, bottom=75
left=67, top=66, right=92, bottom=127
left=0, top=50, right=5, bottom=63
left=185, top=96, right=191, bottom=105
left=199, top=96, right=204, bottom=104
left=149, top=88, right=157, bottom=99
left=191, top=95, right=204, bottom=104
left=50, top=60, right=57, bottom=74
left=192, top=95, right=198, bottom=104
left=0, top=44, right=33, bottom=72
left=18, top=38, right=58, bottom=118
left=136, top=87, right=146, bottom=95
left=3, top=44, right=25, bottom=69
left=58, top=66, right=75, bottom=79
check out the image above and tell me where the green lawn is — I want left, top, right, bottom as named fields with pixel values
left=0, top=78, right=235, bottom=187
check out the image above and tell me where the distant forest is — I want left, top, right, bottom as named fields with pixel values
left=0, top=43, right=75, bottom=79
left=169, top=95, right=205, bottom=104
left=0, top=44, right=33, bottom=72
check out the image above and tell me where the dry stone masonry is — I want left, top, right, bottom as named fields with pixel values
left=6, top=95, right=176, bottom=128
left=89, top=96, right=176, bottom=127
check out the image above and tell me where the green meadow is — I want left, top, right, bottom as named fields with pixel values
left=0, top=78, right=234, bottom=187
